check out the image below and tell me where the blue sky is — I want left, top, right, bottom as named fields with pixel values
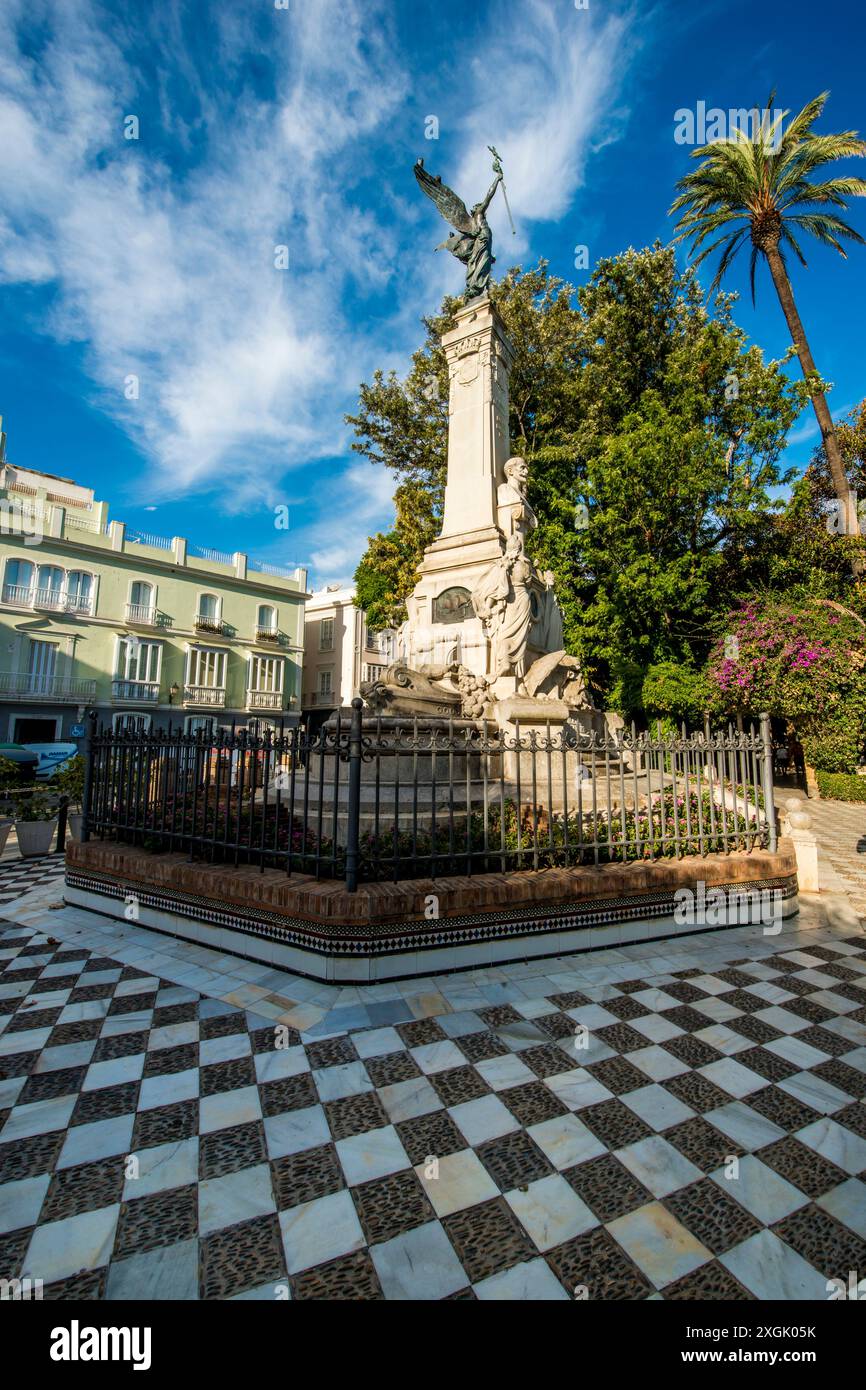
left=1, top=0, right=864, bottom=586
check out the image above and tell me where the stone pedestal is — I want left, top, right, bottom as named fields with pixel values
left=403, top=298, right=514, bottom=680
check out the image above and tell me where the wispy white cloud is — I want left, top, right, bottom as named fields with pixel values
left=0, top=0, right=644, bottom=585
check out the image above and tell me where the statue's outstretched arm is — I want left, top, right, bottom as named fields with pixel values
left=478, top=171, right=502, bottom=215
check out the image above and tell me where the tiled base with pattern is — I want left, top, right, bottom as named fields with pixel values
left=66, top=865, right=797, bottom=982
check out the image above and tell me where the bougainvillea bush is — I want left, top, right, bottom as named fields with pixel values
left=705, top=598, right=866, bottom=773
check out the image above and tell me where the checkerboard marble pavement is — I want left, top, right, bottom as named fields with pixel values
left=1, top=859, right=865, bottom=1300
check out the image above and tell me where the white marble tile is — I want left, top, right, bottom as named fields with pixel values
left=543, top=1067, right=614, bottom=1111
left=378, top=1076, right=442, bottom=1123
left=706, top=1101, right=786, bottom=1151
left=199, top=1085, right=263, bottom=1135
left=124, top=1138, right=198, bottom=1199
left=138, top=1067, right=199, bottom=1111
left=313, top=1061, right=373, bottom=1103
left=778, top=1070, right=853, bottom=1115
left=608, top=1201, right=710, bottom=1288
left=475, top=1257, right=570, bottom=1300
left=615, top=1135, right=702, bottom=1198
left=621, top=1084, right=694, bottom=1130
left=448, top=1094, right=518, bottom=1146
left=796, top=1117, right=866, bottom=1174
left=199, top=1163, right=276, bottom=1236
left=505, top=1174, right=597, bottom=1251
left=529, top=1113, right=607, bottom=1170
left=710, top=1156, right=806, bottom=1224
left=475, top=1053, right=535, bottom=1091
left=253, top=1045, right=309, bottom=1084
left=371, top=1220, right=468, bottom=1300
left=263, top=1104, right=329, bottom=1158
left=337, top=1125, right=410, bottom=1185
left=22, top=1205, right=120, bottom=1284
left=0, top=1173, right=50, bottom=1233
left=720, top=1229, right=828, bottom=1300
left=416, top=1149, right=498, bottom=1217
left=279, top=1188, right=364, bottom=1274
left=817, top=1178, right=866, bottom=1239
left=698, top=1057, right=764, bottom=1098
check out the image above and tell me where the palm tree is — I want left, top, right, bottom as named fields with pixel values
left=670, top=92, right=866, bottom=556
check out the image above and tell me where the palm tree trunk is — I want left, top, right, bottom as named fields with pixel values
left=765, top=247, right=863, bottom=573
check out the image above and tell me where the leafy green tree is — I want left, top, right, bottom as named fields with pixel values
left=349, top=250, right=807, bottom=704
left=670, top=92, right=866, bottom=557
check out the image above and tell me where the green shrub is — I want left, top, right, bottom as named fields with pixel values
left=642, top=661, right=708, bottom=724
left=51, top=755, right=85, bottom=810
left=815, top=770, right=866, bottom=802
left=13, top=790, right=57, bottom=822
left=0, top=755, right=20, bottom=791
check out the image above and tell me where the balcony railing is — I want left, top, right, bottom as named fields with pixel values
left=255, top=625, right=280, bottom=642
left=0, top=673, right=97, bottom=701
left=247, top=689, right=284, bottom=710
left=183, top=685, right=226, bottom=708
left=112, top=679, right=160, bottom=704
left=2, top=584, right=94, bottom=616
left=125, top=602, right=156, bottom=626
left=194, top=615, right=224, bottom=635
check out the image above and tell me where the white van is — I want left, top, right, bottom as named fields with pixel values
left=23, top=742, right=80, bottom=780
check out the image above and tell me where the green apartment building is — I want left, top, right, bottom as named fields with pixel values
left=0, top=442, right=308, bottom=744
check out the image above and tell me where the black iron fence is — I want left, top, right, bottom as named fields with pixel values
left=79, top=706, right=778, bottom=889
left=80, top=704, right=777, bottom=890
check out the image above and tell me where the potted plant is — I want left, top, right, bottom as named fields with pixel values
left=0, top=754, right=18, bottom=856
left=14, top=788, right=59, bottom=858
left=51, top=755, right=86, bottom=841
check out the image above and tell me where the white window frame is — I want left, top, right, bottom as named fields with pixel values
left=319, top=617, right=334, bottom=652
left=257, top=603, right=277, bottom=632
left=196, top=592, right=222, bottom=624
left=318, top=668, right=333, bottom=696
left=249, top=654, right=284, bottom=693
left=127, top=578, right=157, bottom=623
left=186, top=645, right=227, bottom=689
left=114, top=636, right=162, bottom=686
left=112, top=712, right=153, bottom=734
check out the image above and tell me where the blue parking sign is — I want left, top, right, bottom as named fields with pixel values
left=71, top=724, right=86, bottom=738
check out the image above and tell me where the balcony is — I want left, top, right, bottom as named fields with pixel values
left=0, top=673, right=97, bottom=702
left=183, top=684, right=226, bottom=708
left=255, top=625, right=280, bottom=643
left=126, top=602, right=157, bottom=626
left=2, top=584, right=94, bottom=617
left=112, top=679, right=160, bottom=704
left=194, top=615, right=224, bottom=635
left=247, top=689, right=284, bottom=711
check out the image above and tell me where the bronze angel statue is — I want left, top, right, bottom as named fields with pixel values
left=413, top=149, right=510, bottom=300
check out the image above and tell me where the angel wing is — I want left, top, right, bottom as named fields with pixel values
left=414, top=160, right=474, bottom=235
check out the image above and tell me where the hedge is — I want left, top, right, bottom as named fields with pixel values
left=815, top=770, right=866, bottom=803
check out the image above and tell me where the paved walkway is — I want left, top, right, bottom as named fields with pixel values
left=806, top=800, right=866, bottom=920
left=0, top=856, right=864, bottom=1300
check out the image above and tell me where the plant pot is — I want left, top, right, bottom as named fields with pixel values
left=0, top=820, right=12, bottom=855
left=15, top=818, right=58, bottom=858
left=67, top=813, right=84, bottom=842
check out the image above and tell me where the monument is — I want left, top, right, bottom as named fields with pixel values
left=363, top=151, right=594, bottom=735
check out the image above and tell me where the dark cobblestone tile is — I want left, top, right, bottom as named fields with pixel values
left=43, top=1158, right=124, bottom=1222
left=143, top=1042, right=199, bottom=1077
left=115, top=1185, right=198, bottom=1259
left=547, top=1227, right=653, bottom=1300
left=476, top=1130, right=554, bottom=1191
left=811, top=1058, right=866, bottom=1099
left=664, top=1261, right=754, bottom=1299
left=108, top=992, right=155, bottom=1017
left=603, top=994, right=651, bottom=1022
left=735, top=1045, right=800, bottom=1082
left=580, top=1098, right=652, bottom=1149
left=662, top=1072, right=732, bottom=1115
left=535, top=1011, right=582, bottom=1041
left=0, top=1129, right=64, bottom=1183
left=364, top=1051, right=421, bottom=1089
left=352, top=1169, right=433, bottom=1245
left=271, top=1143, right=345, bottom=1210
left=782, top=997, right=835, bottom=1024
left=325, top=1092, right=388, bottom=1142
left=6, top=1007, right=63, bottom=1033
left=661, top=1034, right=723, bottom=1068
left=67, top=983, right=114, bottom=1004
left=18, top=1066, right=86, bottom=1104
left=795, top=1026, right=855, bottom=1057
left=42, top=1269, right=107, bottom=1299
left=199, top=1010, right=245, bottom=1040
left=71, top=1082, right=139, bottom=1127
left=132, top=1099, right=199, bottom=1150
left=455, top=1031, right=508, bottom=1064
left=151, top=1003, right=198, bottom=1029
left=725, top=1014, right=784, bottom=1044
left=586, top=1056, right=648, bottom=1096
left=443, top=1197, right=535, bottom=1282
left=664, top=1177, right=760, bottom=1253
left=745, top=1085, right=820, bottom=1132
left=395, top=1110, right=465, bottom=1167
left=0, top=1227, right=30, bottom=1280
left=291, top=1248, right=382, bottom=1299
left=200, top=1213, right=285, bottom=1299
left=199, top=1121, right=266, bottom=1181
left=773, top=1203, right=866, bottom=1279
left=548, top=990, right=591, bottom=1008
left=835, top=1102, right=866, bottom=1139
left=595, top=1023, right=652, bottom=1054
left=521, top=1043, right=577, bottom=1080
left=664, top=981, right=710, bottom=1004
left=47, top=1019, right=102, bottom=1047
left=396, top=1018, right=447, bottom=1048
left=91, top=1032, right=148, bottom=1063
left=250, top=1023, right=300, bottom=1053
left=757, top=1136, right=847, bottom=1199
left=304, top=1035, right=358, bottom=1069
left=563, top=1153, right=652, bottom=1223
left=665, top=1116, right=743, bottom=1171
left=499, top=1080, right=568, bottom=1128
left=658, top=1005, right=710, bottom=1034
left=477, top=1004, right=522, bottom=1028
left=259, top=1072, right=318, bottom=1117
left=200, top=1057, right=255, bottom=1097
left=429, top=1065, right=490, bottom=1108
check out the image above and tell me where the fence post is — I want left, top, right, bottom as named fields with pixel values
left=759, top=711, right=777, bottom=852
left=54, top=796, right=68, bottom=854
left=345, top=698, right=363, bottom=893
left=80, top=708, right=98, bottom=844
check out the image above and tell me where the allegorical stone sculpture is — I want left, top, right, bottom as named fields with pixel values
left=414, top=150, right=505, bottom=300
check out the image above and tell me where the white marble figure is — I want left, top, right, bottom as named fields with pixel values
left=496, top=456, right=538, bottom=548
